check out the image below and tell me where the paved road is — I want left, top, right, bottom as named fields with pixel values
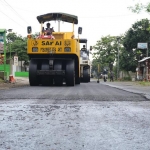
left=1, top=77, right=150, bottom=100
left=0, top=79, right=148, bottom=101
left=0, top=79, right=150, bottom=150
left=9, top=77, right=150, bottom=99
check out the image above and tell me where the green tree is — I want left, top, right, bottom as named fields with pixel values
left=121, top=19, right=150, bottom=72
left=128, top=2, right=150, bottom=13
left=92, top=35, right=120, bottom=73
left=6, top=33, right=29, bottom=70
left=91, top=59, right=99, bottom=75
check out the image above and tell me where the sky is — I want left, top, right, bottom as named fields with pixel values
left=0, top=0, right=150, bottom=48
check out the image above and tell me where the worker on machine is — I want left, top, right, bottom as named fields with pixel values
left=81, top=45, right=89, bottom=60
left=44, top=22, right=55, bottom=39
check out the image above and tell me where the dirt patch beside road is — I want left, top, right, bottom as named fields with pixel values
left=0, top=77, right=29, bottom=90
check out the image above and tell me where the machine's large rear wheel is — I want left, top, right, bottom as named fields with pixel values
left=88, top=75, right=90, bottom=82
left=54, top=60, right=63, bottom=86
left=29, top=59, right=38, bottom=86
left=88, top=69, right=90, bottom=82
left=66, top=60, right=75, bottom=86
left=41, top=60, right=53, bottom=86
left=83, top=68, right=89, bottom=82
left=75, top=77, right=80, bottom=84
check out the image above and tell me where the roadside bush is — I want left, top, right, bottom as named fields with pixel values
left=120, top=77, right=132, bottom=81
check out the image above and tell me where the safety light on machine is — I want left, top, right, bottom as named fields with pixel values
left=27, top=26, right=32, bottom=38
left=27, top=26, right=32, bottom=34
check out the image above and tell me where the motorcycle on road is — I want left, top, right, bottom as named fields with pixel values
left=103, top=74, right=107, bottom=82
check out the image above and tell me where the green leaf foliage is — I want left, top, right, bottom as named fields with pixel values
left=92, top=35, right=121, bottom=74
left=6, top=32, right=29, bottom=63
left=128, top=2, right=150, bottom=13
left=121, top=19, right=150, bottom=72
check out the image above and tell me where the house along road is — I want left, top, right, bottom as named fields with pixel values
left=0, top=79, right=150, bottom=150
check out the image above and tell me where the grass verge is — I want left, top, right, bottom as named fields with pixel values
left=136, top=81, right=150, bottom=86
left=0, top=78, right=4, bottom=83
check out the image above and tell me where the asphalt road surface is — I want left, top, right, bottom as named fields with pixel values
left=0, top=81, right=150, bottom=150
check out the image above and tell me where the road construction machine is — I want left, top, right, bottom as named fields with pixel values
left=79, top=39, right=91, bottom=82
left=27, top=12, right=82, bottom=86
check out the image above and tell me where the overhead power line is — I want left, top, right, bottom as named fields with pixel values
left=0, top=9, right=25, bottom=28
left=3, top=0, right=30, bottom=25
left=79, top=13, right=146, bottom=19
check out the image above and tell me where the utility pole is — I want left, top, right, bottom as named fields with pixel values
left=9, top=41, right=12, bottom=76
left=146, top=43, right=148, bottom=81
left=4, top=30, right=7, bottom=81
left=147, top=43, right=148, bottom=57
left=97, top=63, right=100, bottom=83
left=7, top=29, right=13, bottom=76
left=116, top=37, right=120, bottom=80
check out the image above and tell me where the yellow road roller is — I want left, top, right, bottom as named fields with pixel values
left=27, top=12, right=82, bottom=86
